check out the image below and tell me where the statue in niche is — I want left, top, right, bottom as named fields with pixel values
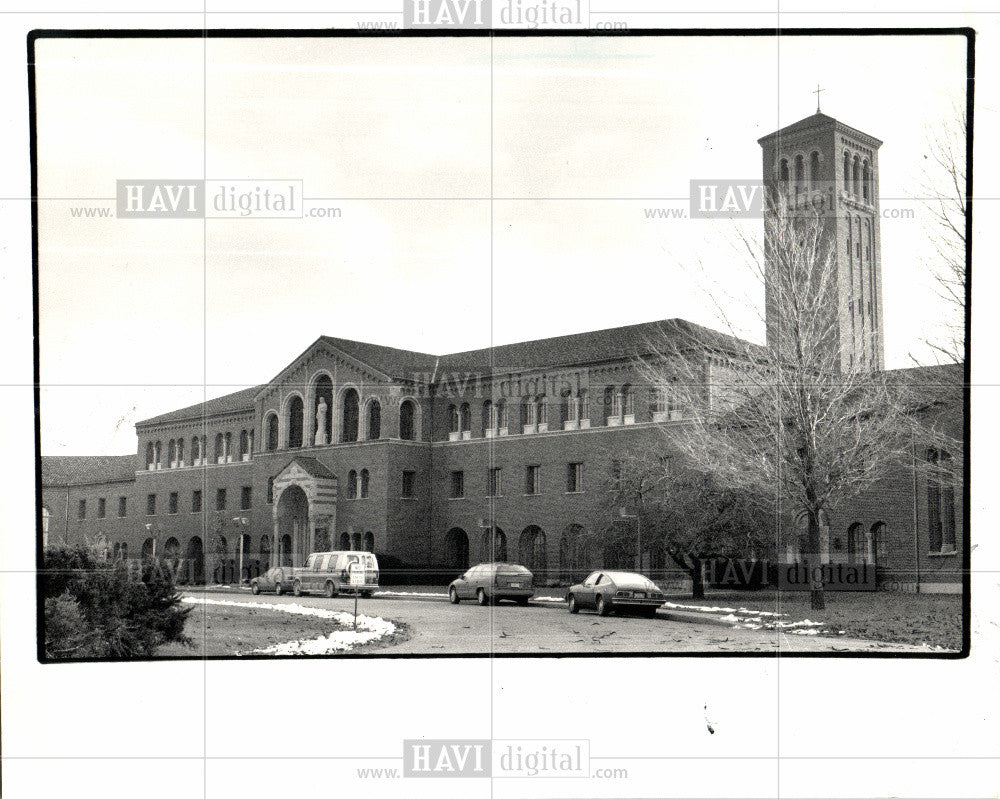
left=315, top=397, right=329, bottom=446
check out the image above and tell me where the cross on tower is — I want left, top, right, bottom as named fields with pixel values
left=813, top=83, right=825, bottom=113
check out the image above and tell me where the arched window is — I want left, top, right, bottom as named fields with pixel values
left=459, top=402, right=470, bottom=433
left=176, top=438, right=184, bottom=467
left=351, top=532, right=362, bottom=551
left=862, top=159, right=871, bottom=203
left=794, top=154, right=805, bottom=195
left=154, top=441, right=162, bottom=470
left=852, top=156, right=861, bottom=199
left=871, top=522, right=887, bottom=565
left=621, top=384, right=634, bottom=418
left=348, top=470, right=358, bottom=500
left=191, top=436, right=201, bottom=465
left=360, top=469, right=370, bottom=499
left=224, top=432, right=232, bottom=462
left=448, top=404, right=459, bottom=433
left=363, top=532, right=375, bottom=553
left=778, top=158, right=790, bottom=190
left=312, top=374, right=334, bottom=446
left=809, top=150, right=821, bottom=189
left=168, top=439, right=177, bottom=468
left=927, top=448, right=956, bottom=553
left=341, top=388, right=360, bottom=442
left=843, top=151, right=851, bottom=193
left=578, top=390, right=589, bottom=424
left=164, top=537, right=180, bottom=561
left=141, top=537, right=155, bottom=561
left=519, top=525, right=547, bottom=576
left=239, top=430, right=250, bottom=461
left=287, top=396, right=304, bottom=448
left=481, top=527, right=507, bottom=562
left=366, top=400, right=381, bottom=440
left=482, top=400, right=494, bottom=436
left=145, top=442, right=155, bottom=470
left=215, top=433, right=225, bottom=463
left=399, top=399, right=416, bottom=440
left=847, top=522, right=869, bottom=564
left=445, top=528, right=469, bottom=568
left=266, top=413, right=279, bottom=451
left=604, top=385, right=618, bottom=422
left=339, top=532, right=350, bottom=550
left=496, top=399, right=507, bottom=431
left=520, top=396, right=537, bottom=429
left=537, top=396, right=548, bottom=427
left=259, top=535, right=271, bottom=568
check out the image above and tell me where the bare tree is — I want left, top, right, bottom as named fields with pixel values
left=641, top=201, right=913, bottom=610
left=917, top=104, right=967, bottom=365
left=603, top=446, right=772, bottom=598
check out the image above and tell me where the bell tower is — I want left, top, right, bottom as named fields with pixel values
left=758, top=110, right=884, bottom=372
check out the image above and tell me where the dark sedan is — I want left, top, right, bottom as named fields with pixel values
left=449, top=563, right=534, bottom=605
left=250, top=566, right=291, bottom=596
left=566, top=571, right=666, bottom=616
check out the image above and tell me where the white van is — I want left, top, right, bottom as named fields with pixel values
left=291, top=551, right=379, bottom=598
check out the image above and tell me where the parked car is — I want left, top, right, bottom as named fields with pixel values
left=566, top=571, right=666, bottom=616
left=291, top=551, right=380, bottom=597
left=250, top=566, right=290, bottom=596
left=449, top=563, right=534, bottom=605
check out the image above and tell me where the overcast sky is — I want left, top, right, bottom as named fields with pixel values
left=34, top=33, right=968, bottom=454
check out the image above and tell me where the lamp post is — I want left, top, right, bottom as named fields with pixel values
left=619, top=507, right=642, bottom=573
left=233, top=517, right=249, bottom=584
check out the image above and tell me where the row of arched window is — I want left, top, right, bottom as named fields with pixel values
left=145, top=429, right=253, bottom=470
left=262, top=393, right=422, bottom=452
left=347, top=469, right=371, bottom=500
left=776, top=149, right=874, bottom=205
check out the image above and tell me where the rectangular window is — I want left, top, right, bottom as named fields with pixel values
left=267, top=476, right=274, bottom=504
left=567, top=462, right=584, bottom=493
left=168, top=492, right=178, bottom=514
left=401, top=470, right=416, bottom=498
left=525, top=465, right=540, bottom=495
left=216, top=488, right=227, bottom=511
left=241, top=486, right=252, bottom=510
left=117, top=496, right=127, bottom=517
left=450, top=470, right=465, bottom=499
left=97, top=498, right=106, bottom=518
left=489, top=467, right=502, bottom=497
left=192, top=490, right=202, bottom=513
left=77, top=499, right=86, bottom=519
left=146, top=494, right=156, bottom=516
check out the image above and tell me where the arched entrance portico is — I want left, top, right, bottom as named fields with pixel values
left=270, top=457, right=339, bottom=568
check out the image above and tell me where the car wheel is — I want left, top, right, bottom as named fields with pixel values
left=596, top=595, right=610, bottom=616
left=251, top=582, right=260, bottom=595
left=449, top=587, right=460, bottom=604
left=293, top=580, right=302, bottom=597
left=324, top=581, right=336, bottom=598
left=477, top=588, right=489, bottom=606
left=274, top=582, right=283, bottom=596
left=568, top=594, right=579, bottom=614
left=361, top=591, right=373, bottom=599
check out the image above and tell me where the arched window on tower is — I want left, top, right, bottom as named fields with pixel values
left=862, top=160, right=871, bottom=203
left=843, top=151, right=851, bottom=194
left=809, top=150, right=821, bottom=190
left=794, top=154, right=805, bottom=197
left=348, top=470, right=358, bottom=500
left=360, top=469, right=370, bottom=499
left=447, top=404, right=459, bottom=440
left=778, top=158, right=790, bottom=194
left=852, top=156, right=861, bottom=199
left=363, top=532, right=375, bottom=553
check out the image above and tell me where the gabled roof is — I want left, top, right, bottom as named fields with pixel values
left=41, top=455, right=138, bottom=487
left=437, top=319, right=753, bottom=373
left=136, top=385, right=263, bottom=427
left=280, top=456, right=336, bottom=480
left=318, top=336, right=438, bottom=381
left=757, top=112, right=883, bottom=148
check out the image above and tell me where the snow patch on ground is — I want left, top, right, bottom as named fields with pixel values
left=532, top=596, right=566, bottom=603
left=373, top=590, right=449, bottom=599
left=181, top=597, right=396, bottom=654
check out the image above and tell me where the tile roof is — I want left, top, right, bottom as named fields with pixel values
left=319, top=336, right=438, bottom=381
left=282, top=456, right=336, bottom=480
left=41, top=455, right=138, bottom=486
left=136, top=385, right=263, bottom=427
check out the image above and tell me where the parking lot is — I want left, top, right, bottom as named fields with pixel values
left=179, top=588, right=934, bottom=654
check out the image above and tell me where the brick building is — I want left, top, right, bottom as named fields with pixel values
left=38, top=111, right=965, bottom=593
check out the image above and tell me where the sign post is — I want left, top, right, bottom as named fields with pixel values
left=349, top=562, right=365, bottom=631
